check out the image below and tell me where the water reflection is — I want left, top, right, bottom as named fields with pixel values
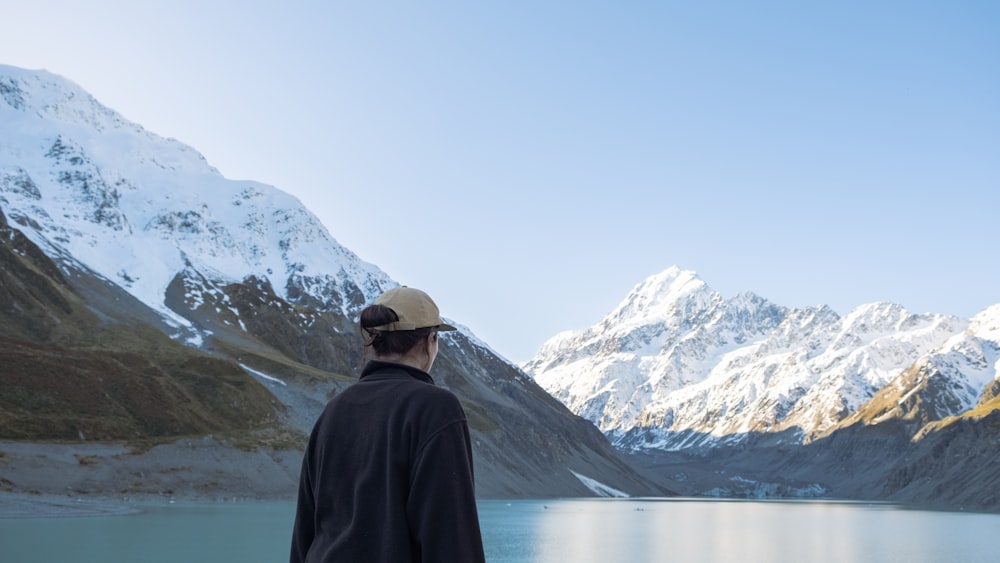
left=480, top=498, right=999, bottom=563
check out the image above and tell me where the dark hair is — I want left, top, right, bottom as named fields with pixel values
left=360, top=304, right=436, bottom=357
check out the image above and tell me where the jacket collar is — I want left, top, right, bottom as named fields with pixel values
left=360, top=360, right=434, bottom=384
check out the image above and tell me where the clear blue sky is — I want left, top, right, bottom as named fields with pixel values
left=5, top=1, right=999, bottom=362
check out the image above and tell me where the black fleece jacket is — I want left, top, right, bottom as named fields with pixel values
left=290, top=360, right=486, bottom=563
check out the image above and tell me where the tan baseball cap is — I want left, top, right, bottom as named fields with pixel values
left=372, top=286, right=457, bottom=332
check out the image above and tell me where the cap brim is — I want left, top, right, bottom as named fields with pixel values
left=438, top=322, right=457, bottom=332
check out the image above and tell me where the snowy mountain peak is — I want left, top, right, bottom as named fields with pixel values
left=830, top=302, right=964, bottom=353
left=1, top=65, right=217, bottom=178
left=621, top=266, right=709, bottom=309
left=970, top=304, right=1000, bottom=343
left=0, top=65, right=394, bottom=328
left=601, top=266, right=718, bottom=331
left=842, top=301, right=907, bottom=324
left=3, top=65, right=141, bottom=135
left=839, top=301, right=933, bottom=334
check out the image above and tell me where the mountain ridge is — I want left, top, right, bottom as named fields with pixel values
left=0, top=64, right=665, bottom=500
left=526, top=266, right=994, bottom=451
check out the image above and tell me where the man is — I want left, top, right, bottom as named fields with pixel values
left=290, top=286, right=486, bottom=562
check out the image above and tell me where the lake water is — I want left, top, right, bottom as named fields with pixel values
left=1, top=497, right=997, bottom=563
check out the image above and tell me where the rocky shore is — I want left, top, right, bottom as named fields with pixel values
left=0, top=438, right=302, bottom=518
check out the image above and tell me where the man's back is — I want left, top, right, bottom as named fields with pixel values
left=290, top=360, right=485, bottom=563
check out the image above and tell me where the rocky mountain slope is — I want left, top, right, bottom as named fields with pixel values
left=526, top=267, right=1000, bottom=510
left=0, top=65, right=665, bottom=500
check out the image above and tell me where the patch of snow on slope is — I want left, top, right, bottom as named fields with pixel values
left=240, top=364, right=287, bottom=387
left=569, top=470, right=630, bottom=498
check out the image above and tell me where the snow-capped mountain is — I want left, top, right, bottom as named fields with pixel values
left=524, top=266, right=995, bottom=451
left=0, top=64, right=666, bottom=499
left=0, top=64, right=392, bottom=333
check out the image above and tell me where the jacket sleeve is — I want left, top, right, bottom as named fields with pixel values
left=406, top=417, right=487, bottom=563
left=289, top=447, right=316, bottom=563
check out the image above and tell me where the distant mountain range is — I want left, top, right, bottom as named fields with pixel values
left=525, top=266, right=999, bottom=450
left=0, top=64, right=663, bottom=500
left=524, top=266, right=1000, bottom=510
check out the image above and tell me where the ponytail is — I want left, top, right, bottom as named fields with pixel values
left=360, top=304, right=436, bottom=358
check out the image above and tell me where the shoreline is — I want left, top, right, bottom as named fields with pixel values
left=5, top=490, right=998, bottom=521
left=0, top=490, right=297, bottom=519
left=0, top=492, right=143, bottom=519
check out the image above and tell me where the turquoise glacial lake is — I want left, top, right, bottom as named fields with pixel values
left=1, top=497, right=997, bottom=562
